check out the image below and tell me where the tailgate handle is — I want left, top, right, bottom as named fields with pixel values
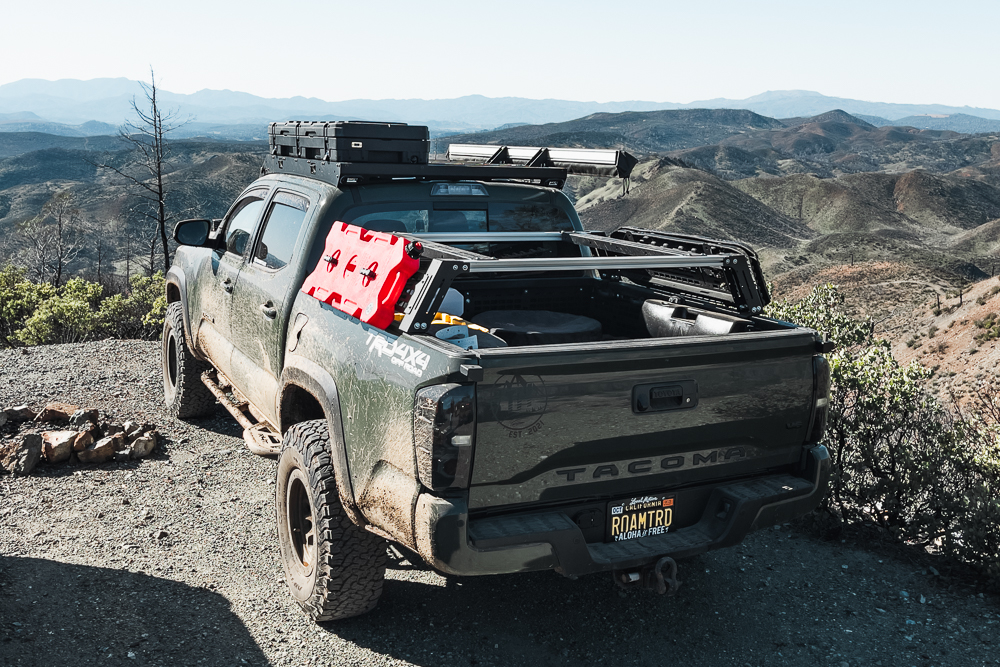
left=633, top=380, right=698, bottom=414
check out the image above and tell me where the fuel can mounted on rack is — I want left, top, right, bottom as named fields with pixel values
left=301, top=222, right=422, bottom=329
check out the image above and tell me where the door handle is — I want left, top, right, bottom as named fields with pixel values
left=260, top=302, right=277, bottom=320
left=221, top=278, right=234, bottom=293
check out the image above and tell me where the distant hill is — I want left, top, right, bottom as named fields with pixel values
left=686, top=90, right=1000, bottom=122
left=576, top=159, right=814, bottom=249
left=0, top=132, right=127, bottom=159
left=818, top=111, right=1000, bottom=135
left=433, top=109, right=786, bottom=154
left=889, top=114, right=1000, bottom=134
left=0, top=138, right=266, bottom=247
left=3, top=78, right=1000, bottom=137
left=735, top=170, right=1000, bottom=237
left=779, top=110, right=876, bottom=129
left=0, top=118, right=118, bottom=137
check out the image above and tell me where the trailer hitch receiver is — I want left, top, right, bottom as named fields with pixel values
left=612, top=556, right=681, bottom=596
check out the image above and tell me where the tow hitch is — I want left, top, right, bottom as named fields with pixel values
left=613, top=556, right=681, bottom=595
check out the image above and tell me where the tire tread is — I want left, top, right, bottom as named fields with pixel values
left=163, top=302, right=216, bottom=418
left=282, top=419, right=386, bottom=621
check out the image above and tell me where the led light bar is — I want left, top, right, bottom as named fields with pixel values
left=447, top=144, right=638, bottom=179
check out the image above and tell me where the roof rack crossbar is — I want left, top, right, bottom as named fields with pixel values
left=262, top=155, right=568, bottom=189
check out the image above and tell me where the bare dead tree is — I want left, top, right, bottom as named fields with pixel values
left=82, top=216, right=118, bottom=286
left=92, top=68, right=186, bottom=275
left=133, top=223, right=161, bottom=280
left=13, top=215, right=55, bottom=283
left=42, top=192, right=83, bottom=286
left=12, top=191, right=83, bottom=285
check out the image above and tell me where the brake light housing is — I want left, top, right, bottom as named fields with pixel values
left=807, top=354, right=831, bottom=444
left=414, top=383, right=476, bottom=491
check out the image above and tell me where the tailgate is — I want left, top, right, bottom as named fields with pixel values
left=469, top=329, right=818, bottom=509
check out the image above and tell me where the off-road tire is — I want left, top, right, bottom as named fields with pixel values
left=162, top=302, right=216, bottom=418
left=276, top=420, right=387, bottom=621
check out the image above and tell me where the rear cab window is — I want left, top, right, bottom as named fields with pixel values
left=337, top=183, right=578, bottom=260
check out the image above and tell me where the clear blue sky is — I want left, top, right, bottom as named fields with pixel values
left=3, top=0, right=999, bottom=108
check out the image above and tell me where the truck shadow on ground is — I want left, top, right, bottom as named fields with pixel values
left=324, top=531, right=976, bottom=667
left=329, top=553, right=768, bottom=667
left=0, top=556, right=269, bottom=667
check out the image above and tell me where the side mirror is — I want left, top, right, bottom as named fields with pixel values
left=173, top=219, right=212, bottom=247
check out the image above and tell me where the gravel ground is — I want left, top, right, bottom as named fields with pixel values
left=1, top=340, right=999, bottom=667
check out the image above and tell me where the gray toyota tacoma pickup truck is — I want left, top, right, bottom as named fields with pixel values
left=162, top=121, right=831, bottom=621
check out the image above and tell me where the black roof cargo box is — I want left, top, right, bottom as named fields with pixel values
left=269, top=120, right=429, bottom=164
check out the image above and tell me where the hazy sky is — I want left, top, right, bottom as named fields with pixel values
left=3, top=0, right=999, bottom=108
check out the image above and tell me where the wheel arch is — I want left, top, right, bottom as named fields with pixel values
left=280, top=355, right=361, bottom=525
left=165, top=267, right=199, bottom=355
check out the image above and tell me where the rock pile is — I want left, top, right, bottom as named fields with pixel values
left=0, top=402, right=160, bottom=476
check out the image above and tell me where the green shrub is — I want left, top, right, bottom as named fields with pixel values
left=768, top=283, right=1000, bottom=585
left=15, top=278, right=104, bottom=345
left=0, top=268, right=166, bottom=348
left=0, top=266, right=56, bottom=347
left=99, top=272, right=166, bottom=339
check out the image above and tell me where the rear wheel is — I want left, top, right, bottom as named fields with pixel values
left=276, top=419, right=387, bottom=621
left=162, top=302, right=216, bottom=418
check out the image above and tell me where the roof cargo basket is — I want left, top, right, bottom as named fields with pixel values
left=262, top=121, right=639, bottom=190
left=446, top=144, right=638, bottom=179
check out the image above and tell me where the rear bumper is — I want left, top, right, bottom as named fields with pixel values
left=414, top=444, right=830, bottom=577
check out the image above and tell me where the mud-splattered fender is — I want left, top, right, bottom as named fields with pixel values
left=165, top=266, right=201, bottom=358
left=280, top=354, right=363, bottom=526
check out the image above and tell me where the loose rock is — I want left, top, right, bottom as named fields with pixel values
left=123, top=421, right=143, bottom=441
left=35, top=402, right=80, bottom=423
left=41, top=430, right=77, bottom=464
left=69, top=408, right=100, bottom=427
left=72, top=427, right=97, bottom=452
left=4, top=405, right=37, bottom=422
left=78, top=434, right=122, bottom=464
left=103, top=422, right=125, bottom=438
left=0, top=434, right=43, bottom=475
left=130, top=431, right=159, bottom=459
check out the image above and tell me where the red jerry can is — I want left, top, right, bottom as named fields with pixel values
left=301, top=222, right=422, bottom=329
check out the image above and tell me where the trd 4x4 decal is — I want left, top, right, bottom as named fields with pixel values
left=365, top=332, right=430, bottom=377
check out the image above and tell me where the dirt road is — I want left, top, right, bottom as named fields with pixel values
left=1, top=341, right=997, bottom=666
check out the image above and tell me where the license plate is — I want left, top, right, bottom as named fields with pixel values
left=607, top=493, right=675, bottom=542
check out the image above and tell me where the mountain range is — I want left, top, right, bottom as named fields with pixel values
left=2, top=78, right=1000, bottom=138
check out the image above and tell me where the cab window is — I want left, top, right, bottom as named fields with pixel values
left=251, top=192, right=309, bottom=270
left=225, top=192, right=267, bottom=256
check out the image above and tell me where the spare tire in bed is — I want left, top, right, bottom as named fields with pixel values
left=471, top=310, right=603, bottom=346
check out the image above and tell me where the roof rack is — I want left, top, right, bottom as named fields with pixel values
left=262, top=155, right=569, bottom=189
left=446, top=144, right=638, bottom=179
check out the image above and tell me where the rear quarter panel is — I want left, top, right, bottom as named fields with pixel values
left=288, top=294, right=473, bottom=547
